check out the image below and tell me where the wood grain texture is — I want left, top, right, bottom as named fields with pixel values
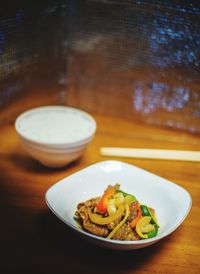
left=0, top=114, right=200, bottom=274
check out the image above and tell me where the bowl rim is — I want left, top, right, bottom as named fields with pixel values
left=15, top=105, right=96, bottom=147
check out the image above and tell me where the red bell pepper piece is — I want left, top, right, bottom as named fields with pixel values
left=130, top=202, right=142, bottom=228
left=96, top=186, right=116, bottom=214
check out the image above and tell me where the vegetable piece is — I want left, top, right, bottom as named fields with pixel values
left=114, top=192, right=125, bottom=206
left=107, top=203, right=130, bottom=239
left=141, top=224, right=155, bottom=233
left=130, top=202, right=142, bottom=228
left=107, top=199, right=117, bottom=215
left=140, top=205, right=159, bottom=227
left=88, top=203, right=125, bottom=225
left=125, top=195, right=136, bottom=206
left=117, top=190, right=137, bottom=202
left=136, top=216, right=158, bottom=239
left=114, top=192, right=125, bottom=207
left=96, top=186, right=116, bottom=214
left=146, top=226, right=158, bottom=238
left=136, top=216, right=151, bottom=239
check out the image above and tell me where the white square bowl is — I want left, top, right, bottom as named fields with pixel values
left=45, top=160, right=192, bottom=250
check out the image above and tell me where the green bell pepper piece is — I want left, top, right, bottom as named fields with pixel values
left=140, top=204, right=159, bottom=228
left=147, top=225, right=158, bottom=238
left=117, top=190, right=137, bottom=202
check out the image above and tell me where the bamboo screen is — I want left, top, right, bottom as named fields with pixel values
left=0, top=1, right=200, bottom=133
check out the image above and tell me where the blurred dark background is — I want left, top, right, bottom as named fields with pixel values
left=0, top=0, right=200, bottom=133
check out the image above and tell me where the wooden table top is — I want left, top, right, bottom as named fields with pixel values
left=1, top=113, right=200, bottom=274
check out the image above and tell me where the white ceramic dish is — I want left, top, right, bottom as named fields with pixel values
left=15, top=106, right=96, bottom=168
left=45, top=160, right=192, bottom=250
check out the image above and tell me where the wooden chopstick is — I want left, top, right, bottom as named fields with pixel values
left=100, top=147, right=200, bottom=162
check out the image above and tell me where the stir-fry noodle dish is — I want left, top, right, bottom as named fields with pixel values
left=75, top=184, right=159, bottom=241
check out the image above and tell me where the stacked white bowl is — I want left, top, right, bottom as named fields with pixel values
left=15, top=106, right=96, bottom=168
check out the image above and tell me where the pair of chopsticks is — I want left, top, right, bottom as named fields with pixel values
left=100, top=147, right=200, bottom=162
